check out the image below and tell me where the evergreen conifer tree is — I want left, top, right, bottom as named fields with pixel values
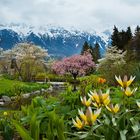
left=129, top=28, right=140, bottom=61
left=81, top=41, right=90, bottom=55
left=111, top=26, right=132, bottom=50
left=111, top=26, right=119, bottom=47
left=135, top=25, right=140, bottom=35
left=93, top=42, right=101, bottom=63
left=126, top=26, right=132, bottom=40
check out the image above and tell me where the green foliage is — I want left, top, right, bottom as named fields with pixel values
left=127, top=27, right=140, bottom=61
left=98, top=109, right=140, bottom=140
left=79, top=75, right=106, bottom=93
left=111, top=26, right=132, bottom=50
left=46, top=111, right=65, bottom=140
left=0, top=77, right=49, bottom=96
left=81, top=41, right=101, bottom=63
left=126, top=62, right=140, bottom=81
left=111, top=25, right=140, bottom=62
left=20, top=58, right=46, bottom=82
left=11, top=96, right=66, bottom=140
left=0, top=43, right=48, bottom=82
left=2, top=73, right=15, bottom=80
left=93, top=42, right=101, bottom=63
left=12, top=120, right=33, bottom=140
left=70, top=75, right=140, bottom=140
left=0, top=74, right=140, bottom=139
left=60, top=86, right=81, bottom=110
left=81, top=41, right=90, bottom=55
left=35, top=72, right=46, bottom=82
left=0, top=111, right=14, bottom=140
left=46, top=73, right=72, bottom=82
left=97, top=47, right=127, bottom=85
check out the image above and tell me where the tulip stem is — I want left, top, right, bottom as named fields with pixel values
left=123, top=94, right=125, bottom=111
left=127, top=96, right=131, bottom=110
left=123, top=89, right=126, bottom=128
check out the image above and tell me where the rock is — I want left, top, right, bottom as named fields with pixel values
left=48, top=82, right=66, bottom=89
left=44, top=89, right=47, bottom=92
left=22, top=93, right=31, bottom=98
left=41, top=89, right=45, bottom=92
left=11, top=96, right=17, bottom=100
left=47, top=86, right=53, bottom=92
left=0, top=101, right=4, bottom=105
left=2, top=96, right=11, bottom=102
left=33, top=90, right=41, bottom=94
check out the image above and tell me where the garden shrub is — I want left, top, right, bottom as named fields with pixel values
left=2, top=74, right=15, bottom=80
left=35, top=73, right=46, bottom=82
left=0, top=75, right=140, bottom=139
left=0, top=78, right=49, bottom=97
left=131, top=62, right=140, bottom=81
left=46, top=73, right=72, bottom=82
left=79, top=75, right=107, bottom=94
left=71, top=75, right=140, bottom=140
left=12, top=96, right=66, bottom=140
left=97, top=46, right=127, bottom=85
left=0, top=111, right=14, bottom=140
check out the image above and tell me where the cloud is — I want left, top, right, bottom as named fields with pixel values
left=0, top=0, right=140, bottom=31
left=122, top=0, right=140, bottom=6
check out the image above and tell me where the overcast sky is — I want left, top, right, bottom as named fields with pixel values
left=0, top=0, right=140, bottom=31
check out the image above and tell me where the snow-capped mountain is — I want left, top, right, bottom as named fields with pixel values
left=0, top=24, right=111, bottom=57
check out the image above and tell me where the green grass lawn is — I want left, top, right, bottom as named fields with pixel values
left=0, top=78, right=22, bottom=93
left=0, top=77, right=49, bottom=97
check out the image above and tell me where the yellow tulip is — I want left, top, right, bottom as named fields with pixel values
left=72, top=116, right=84, bottom=129
left=3, top=111, right=8, bottom=116
left=86, top=107, right=101, bottom=125
left=80, top=96, right=92, bottom=107
left=78, top=109, right=87, bottom=123
left=115, top=75, right=135, bottom=88
left=73, top=107, right=101, bottom=128
left=124, top=87, right=137, bottom=97
left=106, top=104, right=120, bottom=114
left=88, top=90, right=110, bottom=107
left=103, top=96, right=110, bottom=106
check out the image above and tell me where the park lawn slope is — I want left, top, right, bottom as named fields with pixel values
left=0, top=77, right=49, bottom=97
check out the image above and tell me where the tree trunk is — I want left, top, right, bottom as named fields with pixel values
left=72, top=72, right=78, bottom=91
left=72, top=73, right=78, bottom=80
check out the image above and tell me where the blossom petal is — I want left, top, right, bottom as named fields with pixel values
left=115, top=75, right=124, bottom=87
left=78, top=109, right=87, bottom=122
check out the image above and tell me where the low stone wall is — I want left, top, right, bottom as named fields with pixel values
left=0, top=86, right=53, bottom=106
left=0, top=82, right=67, bottom=107
left=48, top=82, right=66, bottom=89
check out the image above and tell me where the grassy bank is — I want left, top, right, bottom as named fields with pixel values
left=0, top=77, right=49, bottom=97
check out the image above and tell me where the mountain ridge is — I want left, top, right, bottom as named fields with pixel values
left=0, top=24, right=111, bottom=57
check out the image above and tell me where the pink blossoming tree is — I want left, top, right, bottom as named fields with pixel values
left=52, top=52, right=96, bottom=80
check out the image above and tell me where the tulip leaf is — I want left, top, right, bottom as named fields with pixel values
left=131, top=124, right=139, bottom=134
left=130, top=134, right=140, bottom=139
left=119, top=130, right=128, bottom=140
left=130, top=118, right=140, bottom=134
left=12, top=120, right=33, bottom=140
left=112, top=117, right=117, bottom=126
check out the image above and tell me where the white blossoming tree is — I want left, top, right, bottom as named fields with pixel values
left=97, top=46, right=127, bottom=84
left=1, top=43, right=48, bottom=81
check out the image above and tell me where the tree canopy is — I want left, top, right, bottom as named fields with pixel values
left=52, top=52, right=95, bottom=80
left=81, top=41, right=101, bottom=63
left=1, top=43, right=48, bottom=81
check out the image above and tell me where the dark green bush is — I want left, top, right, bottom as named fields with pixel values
left=35, top=73, right=46, bottom=82
left=0, top=82, right=49, bottom=97
left=46, top=73, right=72, bottom=82
left=2, top=74, right=15, bottom=80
